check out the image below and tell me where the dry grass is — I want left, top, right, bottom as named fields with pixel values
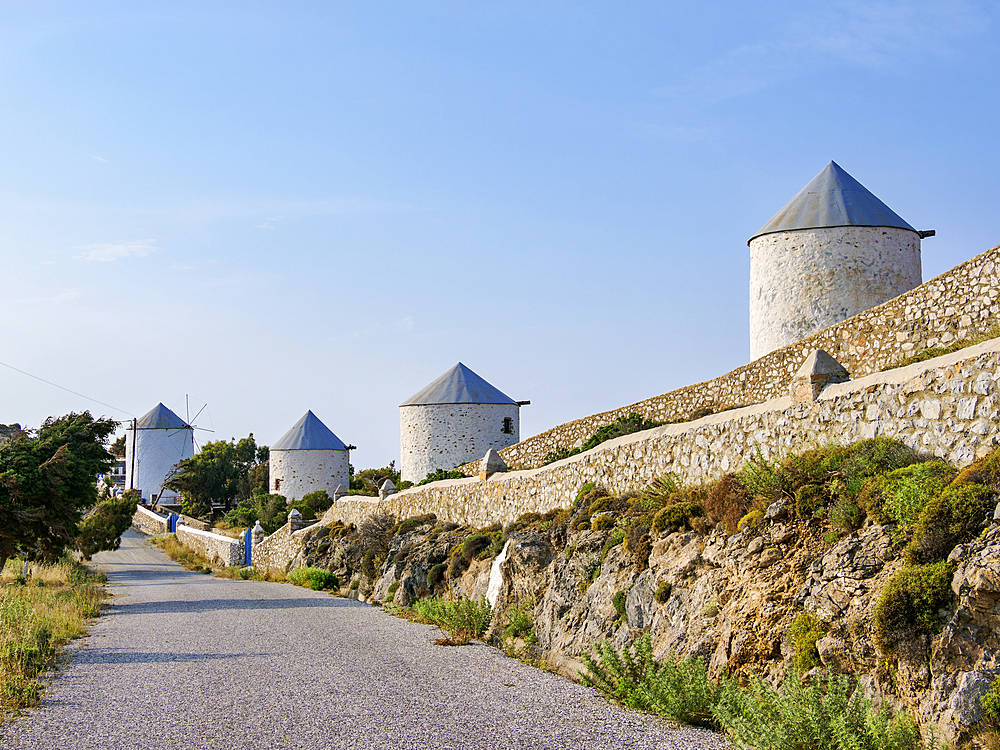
left=214, top=566, right=287, bottom=582
left=150, top=534, right=215, bottom=573
left=0, top=559, right=106, bottom=721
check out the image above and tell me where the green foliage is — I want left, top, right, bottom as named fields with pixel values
left=600, top=527, right=627, bottom=561
left=592, top=514, right=615, bottom=531
left=795, top=484, right=827, bottom=518
left=637, top=475, right=682, bottom=511
left=982, top=676, right=1000, bottom=723
left=652, top=501, right=703, bottom=534
left=740, top=444, right=784, bottom=501
left=427, top=563, right=447, bottom=588
left=391, top=514, right=437, bottom=536
left=788, top=612, right=828, bottom=673
left=580, top=634, right=724, bottom=728
left=829, top=498, right=863, bottom=533
left=412, top=597, right=493, bottom=640
left=0, top=411, right=117, bottom=571
left=541, top=413, right=664, bottom=466
left=905, top=482, right=994, bottom=564
left=712, top=668, right=922, bottom=750
left=612, top=590, right=628, bottom=622
left=288, top=567, right=339, bottom=590
left=300, top=490, right=333, bottom=513
left=873, top=561, right=954, bottom=654
left=417, top=469, right=466, bottom=486
left=859, top=461, right=956, bottom=532
left=386, top=580, right=399, bottom=598
left=655, top=580, right=672, bottom=604
left=503, top=601, right=534, bottom=642
left=288, top=503, right=316, bottom=521
left=350, top=462, right=401, bottom=493
left=75, top=491, right=140, bottom=560
left=224, top=491, right=289, bottom=535
left=164, top=434, right=268, bottom=516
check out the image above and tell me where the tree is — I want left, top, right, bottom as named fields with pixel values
left=0, top=412, right=117, bottom=571
left=163, top=434, right=269, bottom=517
left=76, top=490, right=140, bottom=560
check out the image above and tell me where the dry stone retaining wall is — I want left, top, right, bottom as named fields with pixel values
left=132, top=505, right=168, bottom=535
left=175, top=524, right=244, bottom=568
left=479, top=243, right=1000, bottom=472
left=320, top=339, right=1000, bottom=532
left=251, top=521, right=321, bottom=573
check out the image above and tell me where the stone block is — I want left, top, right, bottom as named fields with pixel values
left=790, top=350, right=850, bottom=403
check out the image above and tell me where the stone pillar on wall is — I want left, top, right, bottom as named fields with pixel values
left=480, top=449, right=508, bottom=480
left=790, top=350, right=850, bottom=403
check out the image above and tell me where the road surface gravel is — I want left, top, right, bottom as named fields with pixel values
left=0, top=530, right=728, bottom=750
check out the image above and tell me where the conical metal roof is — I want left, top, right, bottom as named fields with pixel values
left=401, top=363, right=517, bottom=406
left=272, top=411, right=347, bottom=451
left=749, top=161, right=916, bottom=243
left=134, top=403, right=190, bottom=430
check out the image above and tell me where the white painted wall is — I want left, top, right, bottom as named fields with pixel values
left=400, top=403, right=519, bottom=483
left=749, top=225, right=921, bottom=360
left=124, top=426, right=194, bottom=502
left=269, top=448, right=350, bottom=504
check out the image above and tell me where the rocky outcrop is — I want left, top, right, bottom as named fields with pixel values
left=295, top=489, right=1000, bottom=744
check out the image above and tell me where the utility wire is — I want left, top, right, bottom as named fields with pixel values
left=0, top=359, right=134, bottom=417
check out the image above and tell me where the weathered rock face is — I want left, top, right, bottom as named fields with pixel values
left=296, top=500, right=1000, bottom=744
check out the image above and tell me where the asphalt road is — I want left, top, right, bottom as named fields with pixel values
left=0, top=530, right=726, bottom=750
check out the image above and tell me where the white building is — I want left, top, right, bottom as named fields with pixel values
left=269, top=411, right=350, bottom=504
left=124, top=403, right=195, bottom=504
left=748, top=161, right=929, bottom=360
left=399, top=363, right=525, bottom=483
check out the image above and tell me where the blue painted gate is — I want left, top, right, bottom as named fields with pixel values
left=168, top=513, right=179, bottom=533
left=243, top=527, right=253, bottom=566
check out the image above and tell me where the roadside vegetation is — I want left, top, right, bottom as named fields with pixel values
left=0, top=558, right=107, bottom=721
left=150, top=534, right=215, bottom=573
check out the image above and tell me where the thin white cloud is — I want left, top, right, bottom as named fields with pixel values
left=74, top=239, right=157, bottom=262
left=398, top=316, right=415, bottom=332
left=7, top=289, right=82, bottom=306
left=255, top=216, right=284, bottom=229
left=660, top=0, right=990, bottom=106
left=91, top=155, right=109, bottom=163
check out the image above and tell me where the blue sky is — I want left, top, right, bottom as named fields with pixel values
left=2, top=1, right=998, bottom=469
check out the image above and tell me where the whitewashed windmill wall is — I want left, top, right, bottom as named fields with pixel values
left=124, top=403, right=195, bottom=503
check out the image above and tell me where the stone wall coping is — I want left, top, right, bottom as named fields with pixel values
left=819, top=336, right=1000, bottom=401
left=135, top=505, right=167, bottom=522
left=176, top=524, right=240, bottom=546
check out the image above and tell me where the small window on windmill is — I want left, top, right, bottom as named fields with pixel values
left=275, top=478, right=282, bottom=491
left=501, top=417, right=514, bottom=434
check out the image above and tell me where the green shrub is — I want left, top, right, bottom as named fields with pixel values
left=712, top=668, right=922, bottom=750
left=288, top=567, right=339, bottom=590
left=288, top=503, right=316, bottom=521
left=391, top=513, right=437, bottom=536
left=953, top=445, right=1000, bottom=493
left=503, top=602, right=534, bottom=642
left=350, top=579, right=360, bottom=590
left=638, top=475, right=682, bottom=511
left=859, top=461, right=956, bottom=531
left=788, top=612, right=827, bottom=673
left=983, top=676, right=1000, bottom=723
left=906, top=483, right=994, bottom=564
left=301, top=490, right=333, bottom=513
left=417, top=469, right=467, bottom=486
left=580, top=634, right=724, bottom=728
left=427, top=563, right=446, bottom=588
left=829, top=498, right=863, bottom=532
left=592, top=515, right=615, bottom=531
left=412, top=597, right=493, bottom=639
left=601, top=527, right=627, bottom=561
left=652, top=502, right=703, bottom=534
left=795, top=484, right=827, bottom=517
left=387, top=580, right=399, bottom=598
left=655, top=580, right=672, bottom=604
left=612, top=590, right=628, bottom=623
left=873, top=562, right=954, bottom=654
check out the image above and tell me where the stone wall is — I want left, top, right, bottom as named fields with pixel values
left=476, top=243, right=1000, bottom=472
left=322, top=338, right=1000, bottom=531
left=251, top=521, right=322, bottom=573
left=175, top=524, right=244, bottom=568
left=132, top=505, right=168, bottom=535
